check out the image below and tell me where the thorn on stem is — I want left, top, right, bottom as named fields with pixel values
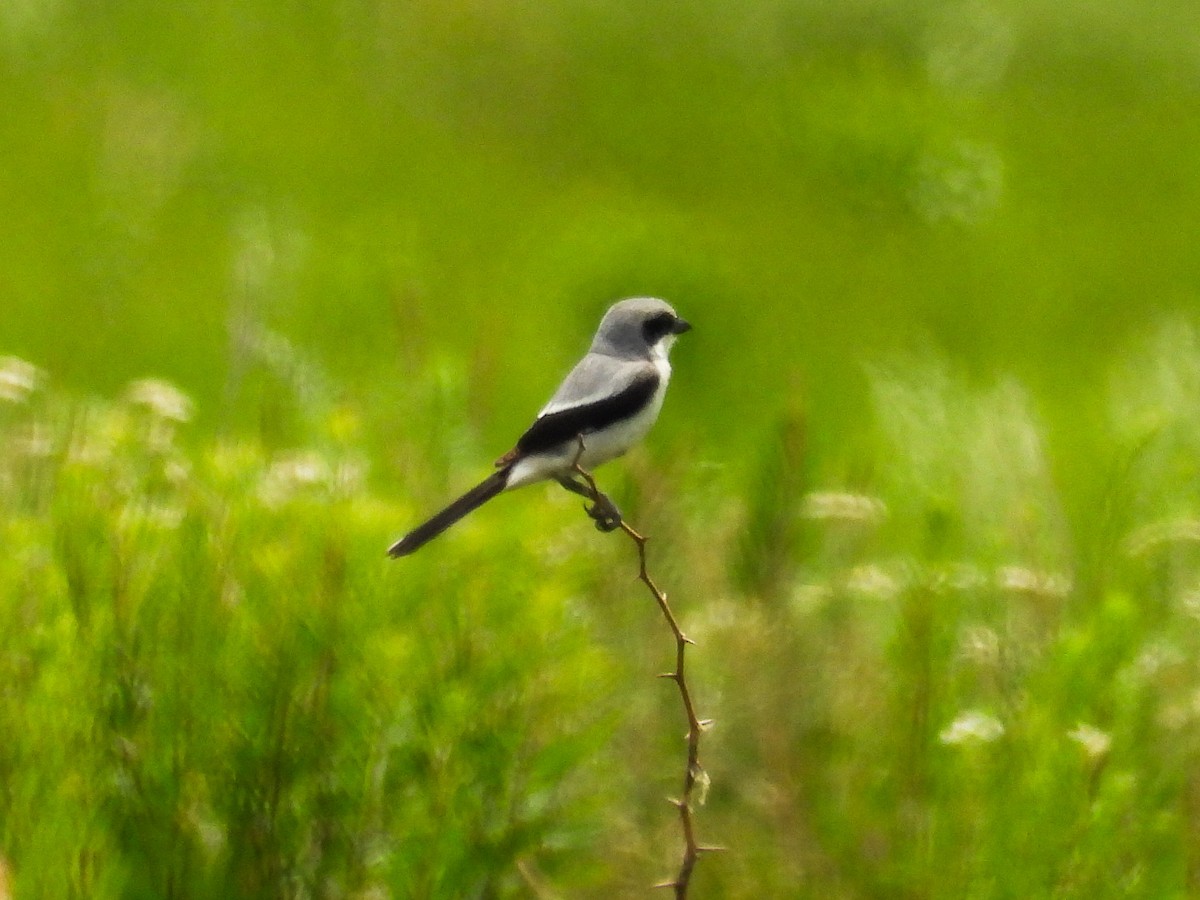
left=573, top=432, right=711, bottom=895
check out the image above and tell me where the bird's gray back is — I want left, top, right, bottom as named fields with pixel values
left=539, top=352, right=658, bottom=417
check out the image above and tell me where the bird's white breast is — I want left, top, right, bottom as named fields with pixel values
left=504, top=356, right=671, bottom=489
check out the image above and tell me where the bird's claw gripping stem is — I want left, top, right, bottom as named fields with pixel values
left=585, top=493, right=623, bottom=532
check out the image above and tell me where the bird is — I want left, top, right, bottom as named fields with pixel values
left=388, top=297, right=691, bottom=557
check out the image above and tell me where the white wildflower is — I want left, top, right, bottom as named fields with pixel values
left=957, top=625, right=1001, bottom=668
left=276, top=453, right=328, bottom=486
left=996, top=565, right=1071, bottom=600
left=1131, top=640, right=1185, bottom=680
left=931, top=562, right=988, bottom=594
left=844, top=564, right=904, bottom=600
left=939, top=710, right=1004, bottom=745
left=333, top=457, right=367, bottom=494
left=258, top=450, right=333, bottom=506
left=126, top=378, right=193, bottom=423
left=800, top=491, right=887, bottom=525
left=1067, top=723, right=1112, bottom=760
left=193, top=815, right=226, bottom=856
left=0, top=355, right=43, bottom=403
left=1123, top=518, right=1200, bottom=558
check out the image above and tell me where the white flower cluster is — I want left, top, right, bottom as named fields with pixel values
left=125, top=378, right=193, bottom=423
left=800, top=491, right=888, bottom=525
left=0, top=355, right=43, bottom=404
left=939, top=710, right=1005, bottom=745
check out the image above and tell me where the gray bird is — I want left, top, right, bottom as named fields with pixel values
left=388, top=297, right=691, bottom=557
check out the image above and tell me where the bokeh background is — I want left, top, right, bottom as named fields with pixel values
left=3, top=0, right=1200, bottom=896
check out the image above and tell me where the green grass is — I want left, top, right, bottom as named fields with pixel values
left=3, top=0, right=1200, bottom=896
left=4, top=321, right=1200, bottom=896
left=0, top=378, right=621, bottom=896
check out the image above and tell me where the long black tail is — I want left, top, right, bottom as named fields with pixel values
left=387, top=470, right=509, bottom=558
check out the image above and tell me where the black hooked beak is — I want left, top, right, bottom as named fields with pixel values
left=672, top=317, right=692, bottom=335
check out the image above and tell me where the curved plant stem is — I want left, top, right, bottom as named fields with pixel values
left=571, top=437, right=715, bottom=897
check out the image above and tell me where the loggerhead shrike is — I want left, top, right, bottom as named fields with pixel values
left=388, top=297, right=690, bottom=557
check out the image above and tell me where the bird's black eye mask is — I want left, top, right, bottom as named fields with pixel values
left=642, top=312, right=683, bottom=344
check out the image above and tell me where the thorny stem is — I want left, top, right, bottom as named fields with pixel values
left=572, top=437, right=713, bottom=898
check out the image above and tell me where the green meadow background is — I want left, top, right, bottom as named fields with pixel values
left=4, top=0, right=1200, bottom=896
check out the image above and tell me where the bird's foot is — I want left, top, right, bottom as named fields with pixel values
left=585, top=493, right=623, bottom=532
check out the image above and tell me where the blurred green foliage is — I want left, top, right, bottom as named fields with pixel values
left=3, top=0, right=1200, bottom=896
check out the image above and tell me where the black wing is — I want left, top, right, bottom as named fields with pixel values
left=514, top=370, right=659, bottom=457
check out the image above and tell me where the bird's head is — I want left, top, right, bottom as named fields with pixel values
left=592, top=297, right=691, bottom=361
